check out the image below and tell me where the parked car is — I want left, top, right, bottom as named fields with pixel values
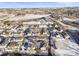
left=36, top=40, right=45, bottom=49
left=0, top=36, right=5, bottom=44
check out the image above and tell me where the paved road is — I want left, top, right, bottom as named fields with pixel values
left=66, top=30, right=79, bottom=44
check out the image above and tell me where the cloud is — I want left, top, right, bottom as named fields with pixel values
left=56, top=2, right=79, bottom=7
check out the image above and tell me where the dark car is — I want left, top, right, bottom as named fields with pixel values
left=36, top=40, right=45, bottom=49
left=0, top=36, right=5, bottom=44
left=24, top=28, right=30, bottom=35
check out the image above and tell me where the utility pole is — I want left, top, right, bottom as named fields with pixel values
left=47, top=24, right=52, bottom=56
left=47, top=24, right=56, bottom=56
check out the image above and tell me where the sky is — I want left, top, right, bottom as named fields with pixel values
left=0, top=2, right=79, bottom=8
